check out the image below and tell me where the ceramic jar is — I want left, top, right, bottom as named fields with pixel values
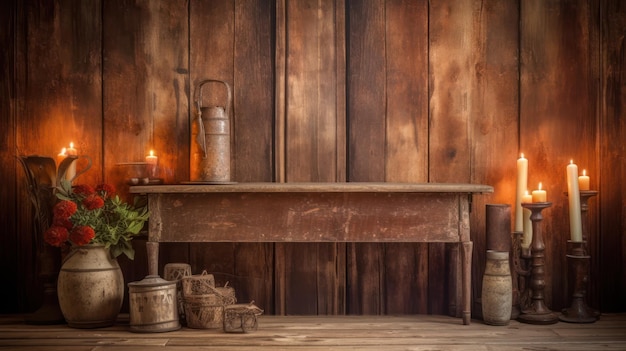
left=481, top=250, right=512, bottom=326
left=57, top=244, right=124, bottom=328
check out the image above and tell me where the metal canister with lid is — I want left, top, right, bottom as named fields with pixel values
left=128, top=275, right=180, bottom=333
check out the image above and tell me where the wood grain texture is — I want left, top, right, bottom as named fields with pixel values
left=383, top=0, right=429, bottom=315
left=1, top=313, right=626, bottom=350
left=13, top=0, right=102, bottom=312
left=346, top=0, right=388, bottom=316
left=467, top=0, right=520, bottom=317
left=599, top=0, right=626, bottom=312
left=428, top=0, right=474, bottom=316
left=144, top=191, right=469, bottom=243
left=0, top=0, right=19, bottom=312
left=276, top=0, right=346, bottom=314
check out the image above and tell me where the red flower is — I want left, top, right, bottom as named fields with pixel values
left=73, top=184, right=95, bottom=196
left=53, top=200, right=77, bottom=220
left=69, top=226, right=95, bottom=246
left=83, top=194, right=105, bottom=210
left=44, top=226, right=69, bottom=247
left=96, top=184, right=116, bottom=198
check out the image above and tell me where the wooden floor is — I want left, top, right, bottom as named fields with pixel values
left=1, top=313, right=626, bottom=350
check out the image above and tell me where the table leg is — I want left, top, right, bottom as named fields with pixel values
left=146, top=241, right=160, bottom=277
left=461, top=241, right=473, bottom=325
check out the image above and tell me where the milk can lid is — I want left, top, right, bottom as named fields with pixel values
left=128, top=274, right=176, bottom=288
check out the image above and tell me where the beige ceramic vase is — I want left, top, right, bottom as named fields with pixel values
left=57, top=244, right=124, bottom=328
left=481, top=250, right=513, bottom=326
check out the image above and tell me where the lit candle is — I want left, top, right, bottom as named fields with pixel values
left=515, top=153, right=528, bottom=232
left=567, top=160, right=583, bottom=242
left=146, top=150, right=158, bottom=165
left=579, top=169, right=590, bottom=191
left=66, top=142, right=78, bottom=156
left=521, top=190, right=533, bottom=248
left=146, top=150, right=158, bottom=178
left=531, top=182, right=547, bottom=203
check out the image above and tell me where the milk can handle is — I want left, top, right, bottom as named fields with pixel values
left=194, top=79, right=232, bottom=116
left=193, top=80, right=232, bottom=158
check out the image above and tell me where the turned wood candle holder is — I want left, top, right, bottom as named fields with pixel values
left=517, top=202, right=559, bottom=325
left=560, top=190, right=600, bottom=322
left=559, top=240, right=596, bottom=323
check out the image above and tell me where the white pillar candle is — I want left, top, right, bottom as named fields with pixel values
left=515, top=154, right=528, bottom=232
left=567, top=160, right=583, bottom=242
left=146, top=149, right=158, bottom=165
left=65, top=142, right=77, bottom=181
left=531, top=182, right=547, bottom=202
left=578, top=169, right=590, bottom=190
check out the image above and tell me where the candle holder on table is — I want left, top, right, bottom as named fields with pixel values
left=559, top=190, right=599, bottom=322
left=517, top=202, right=559, bottom=325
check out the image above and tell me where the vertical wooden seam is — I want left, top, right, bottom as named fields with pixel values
left=274, top=0, right=286, bottom=183
left=335, top=0, right=347, bottom=182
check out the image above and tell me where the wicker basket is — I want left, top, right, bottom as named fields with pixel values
left=183, top=294, right=224, bottom=329
left=181, top=271, right=237, bottom=329
left=223, top=302, right=264, bottom=333
left=181, top=270, right=215, bottom=297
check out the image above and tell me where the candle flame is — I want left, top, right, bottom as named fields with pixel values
left=525, top=190, right=529, bottom=196
left=69, top=142, right=74, bottom=148
left=538, top=182, right=543, bottom=190
left=582, top=169, right=586, bottom=176
left=149, top=150, right=155, bottom=157
left=59, top=147, right=67, bottom=155
left=570, top=159, right=574, bottom=164
left=520, top=153, right=525, bottom=158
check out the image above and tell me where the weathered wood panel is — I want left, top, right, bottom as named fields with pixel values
left=103, top=0, right=187, bottom=190
left=11, top=0, right=103, bottom=313
left=346, top=0, right=387, bottom=315
left=428, top=0, right=474, bottom=316
left=381, top=0, right=430, bottom=315
left=520, top=0, right=597, bottom=310
left=0, top=0, right=20, bottom=313
left=232, top=0, right=276, bottom=315
left=276, top=0, right=346, bottom=315
left=599, top=0, right=626, bottom=312
left=468, top=0, right=520, bottom=317
left=102, top=0, right=188, bottom=309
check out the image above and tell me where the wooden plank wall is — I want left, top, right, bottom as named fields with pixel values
left=1, top=0, right=625, bottom=316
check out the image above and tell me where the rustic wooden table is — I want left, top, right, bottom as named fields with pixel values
left=130, top=182, right=493, bottom=325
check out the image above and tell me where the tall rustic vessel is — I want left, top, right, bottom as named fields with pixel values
left=57, top=244, right=124, bottom=328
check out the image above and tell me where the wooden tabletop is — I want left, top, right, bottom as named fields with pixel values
left=130, top=182, right=494, bottom=194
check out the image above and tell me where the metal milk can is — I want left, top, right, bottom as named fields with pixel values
left=128, top=275, right=181, bottom=333
left=190, top=79, right=232, bottom=183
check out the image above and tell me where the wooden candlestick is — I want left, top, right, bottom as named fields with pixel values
left=559, top=240, right=596, bottom=323
left=560, top=190, right=600, bottom=321
left=517, top=202, right=559, bottom=325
